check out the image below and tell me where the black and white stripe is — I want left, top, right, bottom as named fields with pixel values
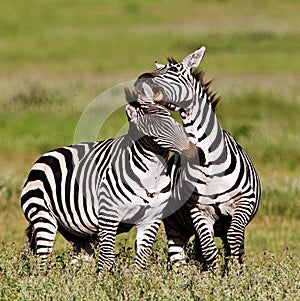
left=21, top=89, right=194, bottom=273
left=135, top=47, right=261, bottom=271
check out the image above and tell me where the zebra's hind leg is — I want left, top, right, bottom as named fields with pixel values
left=28, top=212, right=58, bottom=270
left=134, top=221, right=161, bottom=270
left=194, top=217, right=219, bottom=272
left=164, top=219, right=189, bottom=268
left=97, top=220, right=119, bottom=274
left=193, top=235, right=208, bottom=270
left=166, top=229, right=187, bottom=267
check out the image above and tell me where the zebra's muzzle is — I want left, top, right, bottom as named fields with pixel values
left=153, top=91, right=164, bottom=103
left=181, top=142, right=198, bottom=159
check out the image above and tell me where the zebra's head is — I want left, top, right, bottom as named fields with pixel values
left=134, top=46, right=207, bottom=111
left=124, top=87, right=197, bottom=158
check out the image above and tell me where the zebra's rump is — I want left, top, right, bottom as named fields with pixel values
left=20, top=141, right=107, bottom=234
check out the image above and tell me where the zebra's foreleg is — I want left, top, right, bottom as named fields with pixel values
left=97, top=220, right=119, bottom=274
left=134, top=221, right=161, bottom=270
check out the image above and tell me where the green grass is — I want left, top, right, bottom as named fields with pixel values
left=0, top=0, right=299, bottom=299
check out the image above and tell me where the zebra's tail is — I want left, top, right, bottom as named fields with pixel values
left=24, top=224, right=35, bottom=251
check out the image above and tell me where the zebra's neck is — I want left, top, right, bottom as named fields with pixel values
left=180, top=86, right=227, bottom=173
left=170, top=88, right=234, bottom=205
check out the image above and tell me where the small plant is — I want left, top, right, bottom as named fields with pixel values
left=5, top=84, right=64, bottom=112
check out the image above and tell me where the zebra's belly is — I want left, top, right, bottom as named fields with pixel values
left=54, top=209, right=99, bottom=237
left=58, top=221, right=134, bottom=243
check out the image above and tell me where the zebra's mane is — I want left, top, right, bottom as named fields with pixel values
left=166, top=57, right=221, bottom=112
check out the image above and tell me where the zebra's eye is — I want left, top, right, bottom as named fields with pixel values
left=169, top=66, right=178, bottom=72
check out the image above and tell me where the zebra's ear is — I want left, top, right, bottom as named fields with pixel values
left=155, top=61, right=165, bottom=69
left=182, top=46, right=206, bottom=69
left=124, top=87, right=138, bottom=104
left=126, top=104, right=138, bottom=121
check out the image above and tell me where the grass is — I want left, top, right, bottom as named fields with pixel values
left=0, top=0, right=299, bottom=299
left=0, top=240, right=299, bottom=301
left=1, top=0, right=300, bottom=76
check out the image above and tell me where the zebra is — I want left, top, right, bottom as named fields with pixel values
left=135, top=47, right=261, bottom=272
left=21, top=88, right=196, bottom=273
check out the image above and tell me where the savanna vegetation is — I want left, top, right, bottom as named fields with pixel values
left=0, top=0, right=299, bottom=300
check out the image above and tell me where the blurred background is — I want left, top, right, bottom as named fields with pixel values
left=0, top=0, right=299, bottom=259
